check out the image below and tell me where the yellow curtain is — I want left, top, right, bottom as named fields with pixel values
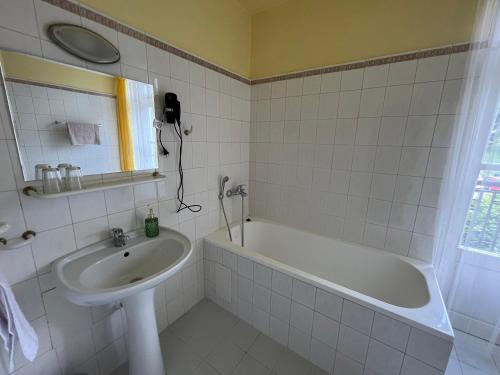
left=116, top=77, right=135, bottom=171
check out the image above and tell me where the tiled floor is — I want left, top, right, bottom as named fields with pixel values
left=446, top=331, right=500, bottom=375
left=112, top=299, right=328, bottom=375
left=112, top=299, right=500, bottom=375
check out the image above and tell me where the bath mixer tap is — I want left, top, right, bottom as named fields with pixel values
left=225, top=184, right=247, bottom=246
left=111, top=228, right=130, bottom=247
left=226, top=184, right=247, bottom=198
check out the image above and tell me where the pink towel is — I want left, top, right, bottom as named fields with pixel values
left=67, top=122, right=101, bottom=145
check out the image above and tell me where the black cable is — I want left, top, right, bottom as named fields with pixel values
left=171, top=119, right=202, bottom=213
left=158, top=129, right=169, bottom=156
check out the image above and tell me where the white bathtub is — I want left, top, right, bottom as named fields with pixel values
left=205, top=218, right=453, bottom=342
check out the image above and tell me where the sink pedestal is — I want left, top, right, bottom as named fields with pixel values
left=122, top=288, right=165, bottom=375
left=53, top=227, right=192, bottom=375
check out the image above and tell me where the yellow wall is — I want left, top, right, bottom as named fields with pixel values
left=1, top=51, right=116, bottom=95
left=28, top=0, right=476, bottom=80
left=79, top=0, right=252, bottom=78
left=251, top=0, right=478, bottom=78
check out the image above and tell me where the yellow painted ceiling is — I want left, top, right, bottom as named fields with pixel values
left=236, top=0, right=289, bottom=15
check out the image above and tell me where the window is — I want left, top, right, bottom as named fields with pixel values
left=461, top=108, right=500, bottom=253
left=126, top=79, right=157, bottom=171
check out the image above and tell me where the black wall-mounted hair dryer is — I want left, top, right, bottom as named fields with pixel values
left=163, top=92, right=180, bottom=125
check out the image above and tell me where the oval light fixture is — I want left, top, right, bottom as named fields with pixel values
left=48, top=23, right=120, bottom=64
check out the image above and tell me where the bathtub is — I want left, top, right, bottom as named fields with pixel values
left=205, top=218, right=454, bottom=373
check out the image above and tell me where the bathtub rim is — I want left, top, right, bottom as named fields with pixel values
left=205, top=217, right=454, bottom=342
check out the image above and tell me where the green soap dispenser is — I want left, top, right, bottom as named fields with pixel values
left=145, top=207, right=159, bottom=237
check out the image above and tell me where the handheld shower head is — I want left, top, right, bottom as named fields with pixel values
left=219, top=176, right=229, bottom=199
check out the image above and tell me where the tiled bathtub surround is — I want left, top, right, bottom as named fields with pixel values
left=0, top=0, right=250, bottom=374
left=203, top=241, right=454, bottom=375
left=249, top=52, right=467, bottom=263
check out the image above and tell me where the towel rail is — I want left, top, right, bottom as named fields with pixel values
left=53, top=121, right=102, bottom=127
left=0, top=222, right=10, bottom=236
left=0, top=230, right=36, bottom=251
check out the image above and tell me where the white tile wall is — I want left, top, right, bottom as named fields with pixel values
left=0, top=1, right=250, bottom=374
left=204, top=241, right=453, bottom=374
left=250, top=53, right=466, bottom=262
left=5, top=82, right=121, bottom=180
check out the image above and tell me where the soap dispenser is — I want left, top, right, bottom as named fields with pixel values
left=145, top=206, right=159, bottom=237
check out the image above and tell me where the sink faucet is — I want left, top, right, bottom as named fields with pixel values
left=111, top=228, right=129, bottom=247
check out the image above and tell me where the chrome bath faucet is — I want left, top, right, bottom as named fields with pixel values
left=226, top=184, right=247, bottom=198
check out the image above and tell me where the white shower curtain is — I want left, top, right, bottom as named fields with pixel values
left=433, top=0, right=500, bottom=345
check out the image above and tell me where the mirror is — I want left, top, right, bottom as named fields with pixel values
left=0, top=50, right=158, bottom=181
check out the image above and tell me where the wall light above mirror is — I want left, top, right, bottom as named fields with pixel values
left=0, top=50, right=158, bottom=182
left=48, top=24, right=121, bottom=64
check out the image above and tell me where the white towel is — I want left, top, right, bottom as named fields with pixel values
left=0, top=273, right=38, bottom=371
left=67, top=122, right=101, bottom=145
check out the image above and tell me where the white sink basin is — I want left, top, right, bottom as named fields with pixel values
left=54, top=228, right=191, bottom=305
left=53, top=226, right=192, bottom=375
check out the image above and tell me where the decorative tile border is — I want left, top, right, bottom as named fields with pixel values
left=5, top=77, right=116, bottom=98
left=251, top=43, right=474, bottom=85
left=41, top=0, right=252, bottom=85
left=43, top=0, right=477, bottom=87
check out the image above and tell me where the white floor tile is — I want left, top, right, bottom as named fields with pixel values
left=191, top=361, right=221, bottom=375
left=159, top=330, right=202, bottom=375
left=493, top=347, right=500, bottom=371
left=227, top=321, right=260, bottom=351
left=446, top=358, right=464, bottom=375
left=206, top=340, right=245, bottom=375
left=233, top=355, right=272, bottom=375
left=274, top=349, right=313, bottom=375
left=454, top=331, right=499, bottom=375
left=248, top=334, right=287, bottom=369
left=461, top=363, right=494, bottom=375
left=168, top=299, right=237, bottom=356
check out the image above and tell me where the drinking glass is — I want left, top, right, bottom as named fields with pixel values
left=35, top=164, right=51, bottom=181
left=42, top=167, right=62, bottom=194
left=57, top=163, right=72, bottom=190
left=66, top=166, right=83, bottom=191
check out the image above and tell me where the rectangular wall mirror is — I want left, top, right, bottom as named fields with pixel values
left=0, top=50, right=158, bottom=181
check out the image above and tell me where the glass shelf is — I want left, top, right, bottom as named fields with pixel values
left=23, top=173, right=166, bottom=199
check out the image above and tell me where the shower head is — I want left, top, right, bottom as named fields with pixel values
left=219, top=176, right=229, bottom=199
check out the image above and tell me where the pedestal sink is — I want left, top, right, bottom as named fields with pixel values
left=53, top=226, right=192, bottom=375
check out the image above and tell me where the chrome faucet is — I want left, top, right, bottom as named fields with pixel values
left=111, top=228, right=130, bottom=247
left=226, top=184, right=247, bottom=198
left=226, top=184, right=247, bottom=246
